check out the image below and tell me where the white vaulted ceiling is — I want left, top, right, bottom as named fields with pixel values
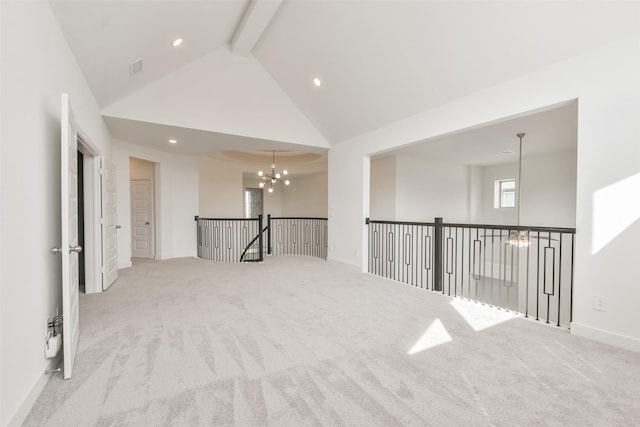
left=253, top=1, right=640, bottom=142
left=50, top=0, right=249, bottom=107
left=49, top=1, right=640, bottom=152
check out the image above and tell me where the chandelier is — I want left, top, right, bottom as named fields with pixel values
left=258, top=151, right=290, bottom=193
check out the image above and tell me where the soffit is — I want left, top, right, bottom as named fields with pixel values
left=106, top=116, right=327, bottom=176
left=390, top=102, right=577, bottom=167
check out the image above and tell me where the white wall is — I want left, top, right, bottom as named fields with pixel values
left=369, top=156, right=396, bottom=220
left=281, top=171, right=328, bottom=217
left=477, top=150, right=577, bottom=227
left=328, top=34, right=640, bottom=352
left=199, top=156, right=244, bottom=218
left=520, top=150, right=577, bottom=228
left=371, top=151, right=576, bottom=226
left=113, top=140, right=198, bottom=268
left=129, top=157, right=155, bottom=180
left=102, top=46, right=329, bottom=149
left=199, top=160, right=328, bottom=219
left=0, top=2, right=112, bottom=425
left=395, top=156, right=469, bottom=222
left=479, top=162, right=519, bottom=225
left=468, top=166, right=482, bottom=223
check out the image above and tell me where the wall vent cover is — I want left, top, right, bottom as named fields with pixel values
left=129, top=59, right=143, bottom=76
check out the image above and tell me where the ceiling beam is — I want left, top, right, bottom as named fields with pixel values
left=231, top=0, right=283, bottom=56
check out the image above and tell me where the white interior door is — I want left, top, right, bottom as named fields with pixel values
left=131, top=179, right=152, bottom=258
left=102, top=159, right=118, bottom=290
left=60, top=94, right=80, bottom=379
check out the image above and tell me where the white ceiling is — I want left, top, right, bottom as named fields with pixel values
left=50, top=0, right=248, bottom=107
left=254, top=1, right=640, bottom=142
left=389, top=102, right=577, bottom=167
left=50, top=1, right=640, bottom=153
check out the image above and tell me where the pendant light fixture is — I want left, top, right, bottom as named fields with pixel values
left=508, top=132, right=531, bottom=247
left=258, top=150, right=290, bottom=193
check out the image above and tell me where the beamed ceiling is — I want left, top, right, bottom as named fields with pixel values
left=50, top=0, right=640, bottom=164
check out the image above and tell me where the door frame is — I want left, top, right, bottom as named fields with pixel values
left=76, top=135, right=104, bottom=294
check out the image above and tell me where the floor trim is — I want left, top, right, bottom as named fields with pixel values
left=7, top=356, right=61, bottom=427
left=571, top=322, right=640, bottom=353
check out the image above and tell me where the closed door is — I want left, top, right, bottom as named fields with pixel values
left=131, top=180, right=152, bottom=258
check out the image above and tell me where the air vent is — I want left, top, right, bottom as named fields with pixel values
left=129, top=59, right=143, bottom=76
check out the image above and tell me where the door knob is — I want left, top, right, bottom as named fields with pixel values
left=51, top=247, right=62, bottom=255
left=115, top=225, right=122, bottom=229
left=145, top=222, right=150, bottom=225
left=69, top=245, right=83, bottom=253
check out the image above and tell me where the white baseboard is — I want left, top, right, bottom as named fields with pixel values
left=7, top=356, right=61, bottom=427
left=571, top=322, right=640, bottom=353
left=326, top=257, right=361, bottom=271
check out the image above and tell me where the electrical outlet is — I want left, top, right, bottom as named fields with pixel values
left=593, top=296, right=606, bottom=312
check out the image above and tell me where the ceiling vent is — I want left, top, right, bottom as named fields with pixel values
left=129, top=59, right=143, bottom=76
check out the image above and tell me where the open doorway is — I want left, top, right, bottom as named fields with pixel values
left=76, top=137, right=107, bottom=294
left=129, top=157, right=156, bottom=259
left=77, top=151, right=86, bottom=292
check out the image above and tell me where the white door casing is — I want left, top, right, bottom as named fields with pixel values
left=102, top=159, right=118, bottom=290
left=60, top=94, right=80, bottom=379
left=131, top=179, right=152, bottom=258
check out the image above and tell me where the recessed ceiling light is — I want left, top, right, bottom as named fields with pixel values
left=501, top=150, right=515, bottom=154
left=172, top=38, right=183, bottom=47
left=313, top=77, right=322, bottom=87
left=169, top=139, right=177, bottom=144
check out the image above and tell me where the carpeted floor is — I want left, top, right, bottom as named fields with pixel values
left=24, top=256, right=640, bottom=426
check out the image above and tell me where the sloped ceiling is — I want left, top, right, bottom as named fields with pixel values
left=102, top=46, right=330, bottom=149
left=50, top=0, right=640, bottom=152
left=254, top=1, right=640, bottom=142
left=50, top=0, right=249, bottom=107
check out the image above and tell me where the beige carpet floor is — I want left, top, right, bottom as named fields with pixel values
left=24, top=256, right=640, bottom=426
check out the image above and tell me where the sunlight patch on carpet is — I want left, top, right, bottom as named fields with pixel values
left=407, top=318, right=452, bottom=355
left=450, top=298, right=517, bottom=332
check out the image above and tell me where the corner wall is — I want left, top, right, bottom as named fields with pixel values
left=112, top=140, right=198, bottom=268
left=328, top=34, right=640, bottom=352
left=281, top=171, right=328, bottom=217
left=0, top=2, right=112, bottom=425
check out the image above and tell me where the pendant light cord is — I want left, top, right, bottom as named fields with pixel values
left=516, top=133, right=525, bottom=227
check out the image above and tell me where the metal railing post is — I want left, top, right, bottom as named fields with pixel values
left=365, top=218, right=370, bottom=273
left=258, top=215, right=264, bottom=262
left=267, top=214, right=272, bottom=255
left=434, top=217, right=443, bottom=292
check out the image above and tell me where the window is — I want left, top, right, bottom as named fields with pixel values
left=495, top=179, right=516, bottom=208
left=244, top=188, right=263, bottom=218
